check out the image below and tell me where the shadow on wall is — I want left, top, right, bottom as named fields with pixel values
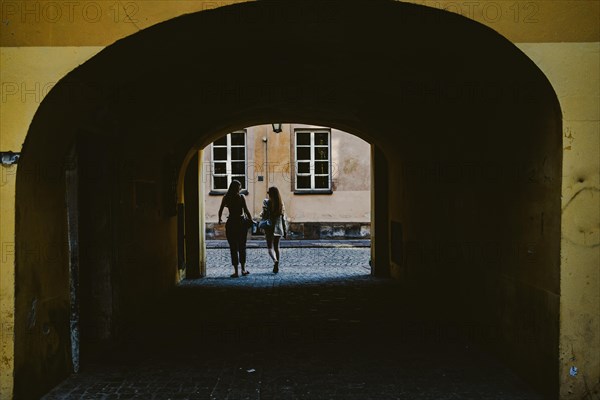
left=14, top=1, right=561, bottom=399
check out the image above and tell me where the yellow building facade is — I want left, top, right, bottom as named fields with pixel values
left=0, top=1, right=598, bottom=399
left=202, top=124, right=371, bottom=240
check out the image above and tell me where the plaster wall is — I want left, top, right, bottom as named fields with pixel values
left=0, top=46, right=102, bottom=398
left=516, top=42, right=600, bottom=399
left=384, top=64, right=563, bottom=394
left=9, top=96, right=180, bottom=398
left=0, top=2, right=598, bottom=399
left=0, top=164, right=16, bottom=398
left=202, top=124, right=371, bottom=224
left=1, top=1, right=597, bottom=46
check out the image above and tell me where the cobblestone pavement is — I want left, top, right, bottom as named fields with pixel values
left=194, top=247, right=372, bottom=288
left=44, top=247, right=544, bottom=400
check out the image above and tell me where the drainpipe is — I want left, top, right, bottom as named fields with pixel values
left=262, top=134, right=268, bottom=184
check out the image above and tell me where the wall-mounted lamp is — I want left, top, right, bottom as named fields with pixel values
left=1, top=151, right=20, bottom=165
left=271, top=123, right=283, bottom=133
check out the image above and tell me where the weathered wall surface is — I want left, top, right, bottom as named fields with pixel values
left=9, top=87, right=181, bottom=399
left=1, top=1, right=598, bottom=46
left=386, top=59, right=563, bottom=395
left=0, top=1, right=598, bottom=399
left=516, top=42, right=600, bottom=399
left=202, top=124, right=371, bottom=226
left=0, top=163, right=16, bottom=398
left=1, top=46, right=103, bottom=398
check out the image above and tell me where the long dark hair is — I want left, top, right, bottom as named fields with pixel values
left=224, top=180, right=241, bottom=203
left=267, top=186, right=283, bottom=217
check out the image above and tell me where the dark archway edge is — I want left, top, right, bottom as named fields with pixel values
left=15, top=1, right=561, bottom=398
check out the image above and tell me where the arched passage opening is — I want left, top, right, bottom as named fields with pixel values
left=13, top=1, right=561, bottom=398
left=176, top=122, right=378, bottom=282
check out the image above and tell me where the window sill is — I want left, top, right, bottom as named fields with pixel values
left=293, top=189, right=333, bottom=195
left=209, top=190, right=249, bottom=196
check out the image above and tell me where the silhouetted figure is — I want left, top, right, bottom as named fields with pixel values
left=218, top=180, right=252, bottom=277
left=261, top=186, right=287, bottom=273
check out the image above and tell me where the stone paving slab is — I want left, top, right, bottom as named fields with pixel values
left=43, top=247, right=544, bottom=400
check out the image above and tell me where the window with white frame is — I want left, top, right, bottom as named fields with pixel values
left=211, top=131, right=247, bottom=192
left=294, top=130, right=331, bottom=192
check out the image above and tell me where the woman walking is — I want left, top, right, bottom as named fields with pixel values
left=218, top=180, right=252, bottom=277
left=261, top=186, right=287, bottom=273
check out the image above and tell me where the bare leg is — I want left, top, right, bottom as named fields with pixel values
left=273, top=236, right=281, bottom=265
left=226, top=221, right=239, bottom=277
left=272, top=236, right=280, bottom=273
left=240, top=226, right=249, bottom=275
left=266, top=235, right=277, bottom=262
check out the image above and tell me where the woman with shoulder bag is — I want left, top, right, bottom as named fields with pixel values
left=218, top=180, right=252, bottom=277
left=260, top=186, right=287, bottom=273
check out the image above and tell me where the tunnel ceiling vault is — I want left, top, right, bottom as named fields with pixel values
left=12, top=1, right=565, bottom=399
left=19, top=0, right=560, bottom=169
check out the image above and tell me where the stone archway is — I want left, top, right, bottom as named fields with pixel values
left=13, top=1, right=561, bottom=398
left=176, top=123, right=387, bottom=281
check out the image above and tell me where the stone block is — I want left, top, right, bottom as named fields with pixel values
left=320, top=225, right=333, bottom=238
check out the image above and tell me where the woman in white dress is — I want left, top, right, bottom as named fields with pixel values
left=261, top=186, right=287, bottom=273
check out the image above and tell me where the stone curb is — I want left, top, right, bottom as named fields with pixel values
left=206, top=239, right=371, bottom=249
